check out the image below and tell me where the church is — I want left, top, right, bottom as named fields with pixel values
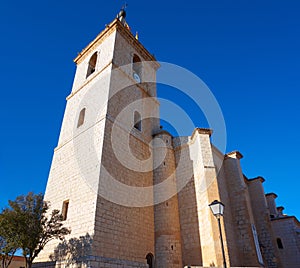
left=34, top=9, right=300, bottom=268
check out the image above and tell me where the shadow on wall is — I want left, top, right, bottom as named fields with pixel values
left=49, top=233, right=93, bottom=266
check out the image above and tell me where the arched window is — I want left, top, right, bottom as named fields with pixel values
left=86, top=52, right=97, bottom=78
left=277, top=238, right=284, bottom=249
left=77, top=108, right=86, bottom=128
left=134, top=111, right=141, bottom=131
left=132, top=54, right=142, bottom=82
left=146, top=253, right=154, bottom=268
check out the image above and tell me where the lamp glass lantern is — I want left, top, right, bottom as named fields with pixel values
left=209, top=200, right=227, bottom=268
left=209, top=200, right=225, bottom=218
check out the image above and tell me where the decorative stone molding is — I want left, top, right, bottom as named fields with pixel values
left=247, top=176, right=266, bottom=183
left=67, top=60, right=113, bottom=100
left=265, top=192, right=278, bottom=199
left=74, top=19, right=159, bottom=68
left=191, top=127, right=213, bottom=139
left=152, top=129, right=173, bottom=137
left=225, top=150, right=243, bottom=160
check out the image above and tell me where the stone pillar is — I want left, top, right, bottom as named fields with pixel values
left=223, top=151, right=261, bottom=267
left=153, top=131, right=183, bottom=268
left=248, top=178, right=281, bottom=268
left=191, top=128, right=230, bottom=267
left=174, top=135, right=202, bottom=267
left=276, top=206, right=284, bottom=217
left=265, top=193, right=279, bottom=218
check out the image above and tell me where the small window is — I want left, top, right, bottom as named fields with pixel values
left=62, top=200, right=69, bottom=221
left=146, top=253, right=154, bottom=268
left=134, top=111, right=141, bottom=131
left=77, top=108, right=86, bottom=128
left=132, top=54, right=142, bottom=81
left=277, top=238, right=283, bottom=249
left=86, top=52, right=97, bottom=78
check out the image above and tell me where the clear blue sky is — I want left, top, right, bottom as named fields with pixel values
left=0, top=1, right=299, bottom=218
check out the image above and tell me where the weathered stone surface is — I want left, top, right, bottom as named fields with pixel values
left=35, top=17, right=300, bottom=268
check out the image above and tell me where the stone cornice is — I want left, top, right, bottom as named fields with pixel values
left=191, top=128, right=213, bottom=140
left=246, top=176, right=265, bottom=183
left=265, top=192, right=278, bottom=199
left=114, top=20, right=159, bottom=67
left=67, top=60, right=113, bottom=100
left=277, top=206, right=285, bottom=212
left=74, top=19, right=159, bottom=69
left=172, top=128, right=213, bottom=151
left=225, top=150, right=243, bottom=160
left=74, top=21, right=117, bottom=65
left=271, top=215, right=300, bottom=227
left=152, top=129, right=173, bottom=137
left=54, top=114, right=107, bottom=152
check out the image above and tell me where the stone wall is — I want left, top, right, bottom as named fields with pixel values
left=174, top=134, right=204, bottom=267
left=153, top=131, right=182, bottom=268
left=35, top=16, right=300, bottom=268
left=271, top=216, right=300, bottom=267
left=223, top=152, right=261, bottom=267
left=36, top=20, right=158, bottom=265
left=247, top=178, right=280, bottom=267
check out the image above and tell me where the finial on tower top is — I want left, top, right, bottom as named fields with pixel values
left=117, top=3, right=127, bottom=25
left=122, top=2, right=128, bottom=10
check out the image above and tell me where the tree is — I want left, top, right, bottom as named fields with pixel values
left=0, top=235, right=17, bottom=268
left=0, top=209, right=19, bottom=268
left=0, top=192, right=70, bottom=268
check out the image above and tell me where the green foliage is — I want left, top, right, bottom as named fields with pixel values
left=0, top=233, right=17, bottom=268
left=0, top=206, right=19, bottom=268
left=0, top=192, right=70, bottom=268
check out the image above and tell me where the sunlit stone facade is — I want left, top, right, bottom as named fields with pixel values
left=34, top=15, right=300, bottom=268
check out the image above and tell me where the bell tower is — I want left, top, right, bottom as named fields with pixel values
left=36, top=10, right=160, bottom=268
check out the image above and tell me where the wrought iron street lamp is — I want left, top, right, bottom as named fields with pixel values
left=209, top=200, right=227, bottom=268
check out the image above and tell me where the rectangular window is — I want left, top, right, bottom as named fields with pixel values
left=62, top=200, right=69, bottom=221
